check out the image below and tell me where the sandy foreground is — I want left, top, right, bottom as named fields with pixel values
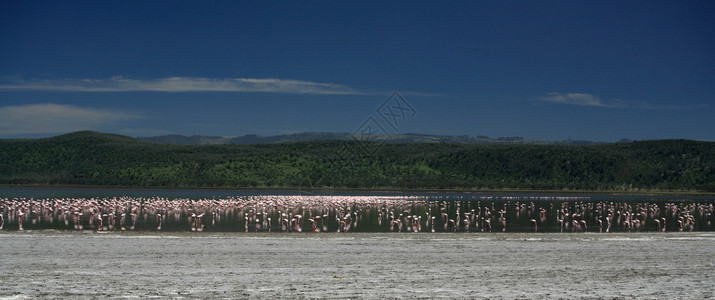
left=1, top=231, right=713, bottom=299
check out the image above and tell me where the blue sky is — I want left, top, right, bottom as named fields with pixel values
left=1, top=0, right=713, bottom=141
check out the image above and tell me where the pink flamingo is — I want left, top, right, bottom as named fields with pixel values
left=96, top=214, right=103, bottom=231
left=448, top=219, right=456, bottom=232
left=120, top=213, right=126, bottom=231
left=18, top=210, right=24, bottom=231
left=190, top=213, right=197, bottom=231
left=197, top=213, right=205, bottom=231
left=580, top=220, right=588, bottom=232
left=654, top=219, right=661, bottom=232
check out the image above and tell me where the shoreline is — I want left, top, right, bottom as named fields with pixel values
left=3, top=231, right=713, bottom=299
left=2, top=230, right=714, bottom=238
left=2, top=183, right=714, bottom=196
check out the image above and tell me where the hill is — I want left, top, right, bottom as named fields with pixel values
left=136, top=134, right=231, bottom=145
left=138, top=132, right=598, bottom=145
left=2, top=131, right=714, bottom=192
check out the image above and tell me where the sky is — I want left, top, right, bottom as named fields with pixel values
left=1, top=0, right=713, bottom=141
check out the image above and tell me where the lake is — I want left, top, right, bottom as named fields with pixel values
left=2, top=231, right=714, bottom=299
left=2, top=187, right=714, bottom=299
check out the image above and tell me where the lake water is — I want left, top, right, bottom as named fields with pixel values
left=1, top=187, right=713, bottom=233
left=4, top=187, right=713, bottom=299
left=3, top=231, right=713, bottom=299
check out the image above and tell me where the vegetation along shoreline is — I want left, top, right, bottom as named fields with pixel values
left=1, top=131, right=713, bottom=193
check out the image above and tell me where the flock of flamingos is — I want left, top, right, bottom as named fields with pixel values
left=1, top=195, right=713, bottom=233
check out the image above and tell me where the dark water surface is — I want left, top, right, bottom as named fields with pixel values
left=1, top=187, right=713, bottom=233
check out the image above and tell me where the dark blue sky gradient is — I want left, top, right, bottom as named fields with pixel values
left=1, top=0, right=713, bottom=141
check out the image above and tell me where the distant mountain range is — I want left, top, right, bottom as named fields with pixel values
left=138, top=132, right=600, bottom=145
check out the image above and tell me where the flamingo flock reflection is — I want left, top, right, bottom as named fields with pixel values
left=0, top=195, right=712, bottom=233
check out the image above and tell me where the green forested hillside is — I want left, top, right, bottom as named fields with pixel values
left=1, top=131, right=713, bottom=192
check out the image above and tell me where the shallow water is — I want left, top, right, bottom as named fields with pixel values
left=1, top=231, right=714, bottom=299
left=1, top=188, right=713, bottom=233
left=3, top=188, right=712, bottom=299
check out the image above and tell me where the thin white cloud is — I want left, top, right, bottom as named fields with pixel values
left=539, top=92, right=612, bottom=107
left=0, top=77, right=364, bottom=95
left=539, top=92, right=710, bottom=110
left=635, top=102, right=710, bottom=110
left=0, top=103, right=142, bottom=136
